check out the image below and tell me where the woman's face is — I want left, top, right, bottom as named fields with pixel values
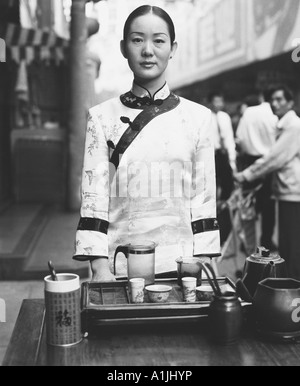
left=121, top=13, right=177, bottom=86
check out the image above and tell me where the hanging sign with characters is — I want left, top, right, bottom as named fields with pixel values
left=169, top=0, right=300, bottom=89
left=169, top=0, right=248, bottom=89
left=253, top=0, right=300, bottom=60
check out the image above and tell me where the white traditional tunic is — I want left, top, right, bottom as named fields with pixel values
left=74, top=83, right=220, bottom=275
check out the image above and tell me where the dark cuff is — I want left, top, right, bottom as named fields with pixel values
left=192, top=218, right=219, bottom=235
left=73, top=255, right=108, bottom=262
left=77, top=217, right=109, bottom=234
left=193, top=254, right=222, bottom=258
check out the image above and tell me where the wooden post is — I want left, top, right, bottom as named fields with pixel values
left=67, top=0, right=87, bottom=211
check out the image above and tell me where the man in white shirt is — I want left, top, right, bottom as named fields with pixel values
left=236, top=93, right=278, bottom=251
left=235, top=85, right=300, bottom=280
left=209, top=92, right=236, bottom=244
left=210, top=93, right=236, bottom=174
left=236, top=97, right=277, bottom=159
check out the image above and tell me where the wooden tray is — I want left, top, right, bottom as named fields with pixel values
left=81, top=277, right=237, bottom=331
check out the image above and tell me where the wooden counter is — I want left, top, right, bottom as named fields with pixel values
left=2, top=299, right=300, bottom=366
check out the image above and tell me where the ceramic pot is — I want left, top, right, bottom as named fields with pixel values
left=209, top=292, right=243, bottom=345
left=253, top=278, right=300, bottom=334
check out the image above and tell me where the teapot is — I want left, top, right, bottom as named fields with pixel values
left=236, top=246, right=287, bottom=300
left=113, top=241, right=157, bottom=286
left=237, top=278, right=300, bottom=338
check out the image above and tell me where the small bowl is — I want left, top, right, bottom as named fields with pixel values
left=145, top=285, right=172, bottom=303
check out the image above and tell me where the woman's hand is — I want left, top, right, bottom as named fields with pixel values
left=90, top=258, right=116, bottom=282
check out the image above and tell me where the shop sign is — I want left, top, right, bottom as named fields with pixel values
left=197, top=0, right=243, bottom=65
left=169, top=0, right=300, bottom=89
left=253, top=0, right=300, bottom=60
left=169, top=0, right=247, bottom=88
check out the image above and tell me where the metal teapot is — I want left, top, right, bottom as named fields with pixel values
left=236, top=246, right=287, bottom=301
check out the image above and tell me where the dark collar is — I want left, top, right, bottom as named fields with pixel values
left=120, top=82, right=170, bottom=109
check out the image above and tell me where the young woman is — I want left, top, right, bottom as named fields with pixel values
left=73, top=5, right=220, bottom=281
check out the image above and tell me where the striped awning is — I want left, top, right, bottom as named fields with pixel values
left=0, top=22, right=69, bottom=64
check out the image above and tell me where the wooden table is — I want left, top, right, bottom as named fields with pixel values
left=3, top=299, right=300, bottom=366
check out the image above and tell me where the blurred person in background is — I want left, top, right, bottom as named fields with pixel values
left=236, top=90, right=278, bottom=252
left=235, top=85, right=300, bottom=280
left=232, top=94, right=262, bottom=136
left=209, top=92, right=236, bottom=245
left=239, top=94, right=262, bottom=118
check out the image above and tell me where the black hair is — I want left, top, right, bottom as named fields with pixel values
left=123, top=5, right=176, bottom=44
left=254, top=87, right=275, bottom=103
left=270, top=84, right=294, bottom=102
left=242, top=94, right=261, bottom=107
left=208, top=92, right=224, bottom=103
